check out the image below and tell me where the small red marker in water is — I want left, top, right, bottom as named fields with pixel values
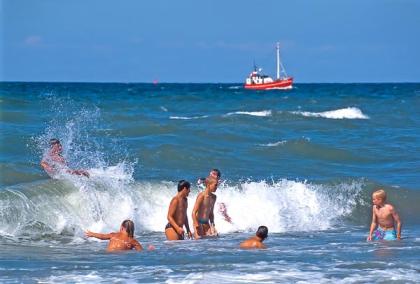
left=153, top=79, right=159, bottom=85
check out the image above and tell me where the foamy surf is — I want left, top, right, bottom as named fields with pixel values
left=225, top=110, right=272, bottom=117
left=169, top=115, right=209, bottom=120
left=291, top=107, right=369, bottom=119
left=0, top=178, right=365, bottom=239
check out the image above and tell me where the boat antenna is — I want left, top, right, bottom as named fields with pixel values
left=253, top=60, right=257, bottom=72
left=276, top=42, right=280, bottom=79
left=276, top=42, right=288, bottom=79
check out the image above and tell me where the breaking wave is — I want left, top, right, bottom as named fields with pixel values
left=291, top=107, right=369, bottom=120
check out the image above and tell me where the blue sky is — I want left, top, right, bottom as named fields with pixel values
left=1, top=0, right=419, bottom=83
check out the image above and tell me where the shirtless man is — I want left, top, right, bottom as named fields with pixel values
left=197, top=169, right=232, bottom=224
left=240, top=226, right=268, bottom=249
left=40, top=138, right=89, bottom=178
left=165, top=180, right=193, bottom=240
left=367, top=189, right=402, bottom=241
left=192, top=176, right=218, bottom=239
left=85, top=219, right=143, bottom=252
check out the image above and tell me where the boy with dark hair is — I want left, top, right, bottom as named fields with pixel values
left=240, top=226, right=268, bottom=249
left=165, top=180, right=193, bottom=240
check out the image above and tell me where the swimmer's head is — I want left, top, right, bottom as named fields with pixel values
left=178, top=180, right=191, bottom=192
left=256, top=226, right=268, bottom=240
left=372, top=189, right=386, bottom=202
left=121, top=219, right=135, bottom=238
left=210, top=169, right=221, bottom=179
left=49, top=138, right=61, bottom=146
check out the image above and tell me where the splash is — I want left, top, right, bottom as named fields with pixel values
left=291, top=107, right=369, bottom=119
left=0, top=178, right=365, bottom=239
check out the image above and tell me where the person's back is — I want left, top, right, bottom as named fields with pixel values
left=107, top=231, right=141, bottom=252
left=240, top=226, right=268, bottom=249
left=86, top=219, right=143, bottom=252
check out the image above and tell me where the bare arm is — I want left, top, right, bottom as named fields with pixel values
left=391, top=206, right=402, bottom=239
left=192, top=193, right=204, bottom=226
left=85, top=231, right=113, bottom=240
left=167, top=198, right=183, bottom=235
left=367, top=206, right=377, bottom=241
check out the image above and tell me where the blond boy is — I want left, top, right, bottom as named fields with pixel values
left=367, top=189, right=402, bottom=241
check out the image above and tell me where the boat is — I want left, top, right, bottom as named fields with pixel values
left=244, top=42, right=293, bottom=90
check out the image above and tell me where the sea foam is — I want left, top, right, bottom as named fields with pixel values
left=292, top=107, right=369, bottom=119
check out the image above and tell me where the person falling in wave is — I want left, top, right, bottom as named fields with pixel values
left=40, top=138, right=89, bottom=178
left=240, top=226, right=268, bottom=249
left=85, top=219, right=151, bottom=252
left=367, top=189, right=402, bottom=241
left=165, top=180, right=193, bottom=240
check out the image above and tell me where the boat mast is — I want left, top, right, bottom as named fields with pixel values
left=276, top=42, right=280, bottom=80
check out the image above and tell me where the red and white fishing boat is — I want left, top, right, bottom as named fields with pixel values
left=244, top=43, right=293, bottom=90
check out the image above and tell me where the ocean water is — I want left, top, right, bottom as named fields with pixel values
left=0, top=82, right=419, bottom=283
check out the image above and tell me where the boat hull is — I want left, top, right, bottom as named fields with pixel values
left=244, top=77, right=293, bottom=90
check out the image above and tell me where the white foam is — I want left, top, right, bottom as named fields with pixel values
left=259, top=140, right=287, bottom=147
left=169, top=115, right=209, bottom=120
left=225, top=110, right=272, bottom=117
left=292, top=107, right=369, bottom=120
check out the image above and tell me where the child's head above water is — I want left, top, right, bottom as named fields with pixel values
left=121, top=219, right=135, bottom=238
left=372, top=189, right=387, bottom=201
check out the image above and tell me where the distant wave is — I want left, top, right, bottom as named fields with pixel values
left=292, top=107, right=369, bottom=120
left=225, top=110, right=272, bottom=117
left=259, top=140, right=287, bottom=147
left=169, top=115, right=209, bottom=120
left=228, top=86, right=241, bottom=89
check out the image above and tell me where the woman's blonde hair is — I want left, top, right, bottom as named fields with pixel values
left=373, top=189, right=386, bottom=201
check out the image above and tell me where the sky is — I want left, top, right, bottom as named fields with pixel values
left=1, top=0, right=419, bottom=83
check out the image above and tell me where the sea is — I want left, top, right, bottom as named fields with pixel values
left=0, top=82, right=419, bottom=283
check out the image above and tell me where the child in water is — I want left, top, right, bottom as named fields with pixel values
left=367, top=189, right=402, bottom=241
left=85, top=219, right=147, bottom=252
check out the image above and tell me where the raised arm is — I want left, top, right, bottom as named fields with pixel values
left=85, top=230, right=113, bottom=240
left=167, top=198, right=184, bottom=235
left=367, top=206, right=377, bottom=241
left=391, top=206, right=402, bottom=240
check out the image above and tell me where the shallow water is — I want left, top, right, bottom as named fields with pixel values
left=0, top=82, right=419, bottom=282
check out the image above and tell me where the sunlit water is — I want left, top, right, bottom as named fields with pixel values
left=1, top=82, right=419, bottom=283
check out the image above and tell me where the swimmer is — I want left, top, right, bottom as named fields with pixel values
left=40, top=138, right=89, bottom=178
left=85, top=220, right=146, bottom=252
left=240, top=226, right=268, bottom=249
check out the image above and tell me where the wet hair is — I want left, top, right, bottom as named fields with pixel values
left=256, top=226, right=268, bottom=240
left=121, top=219, right=135, bottom=238
left=211, top=169, right=221, bottom=178
left=49, top=138, right=61, bottom=145
left=178, top=180, right=191, bottom=192
left=373, top=189, right=386, bottom=201
left=206, top=176, right=218, bottom=187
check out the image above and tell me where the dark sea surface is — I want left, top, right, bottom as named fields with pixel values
left=0, top=82, right=419, bottom=283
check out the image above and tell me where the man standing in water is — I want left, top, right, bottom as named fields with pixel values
left=40, top=138, right=89, bottom=178
left=192, top=176, right=218, bottom=239
left=165, top=180, right=193, bottom=240
left=197, top=168, right=232, bottom=224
